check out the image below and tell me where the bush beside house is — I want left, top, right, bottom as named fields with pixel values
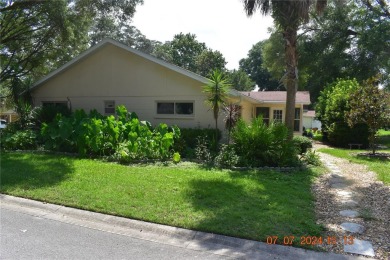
left=232, top=117, right=298, bottom=167
left=316, top=78, right=369, bottom=148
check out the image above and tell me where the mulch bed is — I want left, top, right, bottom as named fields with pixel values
left=356, top=152, right=390, bottom=159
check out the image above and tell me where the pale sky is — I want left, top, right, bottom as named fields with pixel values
left=132, top=0, right=274, bottom=70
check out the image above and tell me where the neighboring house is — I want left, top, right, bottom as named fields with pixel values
left=30, top=39, right=310, bottom=134
left=303, top=110, right=322, bottom=130
left=0, top=109, right=19, bottom=123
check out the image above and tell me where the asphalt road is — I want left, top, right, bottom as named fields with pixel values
left=0, top=195, right=368, bottom=260
left=0, top=208, right=227, bottom=260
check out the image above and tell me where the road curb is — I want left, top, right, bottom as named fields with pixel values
left=0, top=194, right=369, bottom=259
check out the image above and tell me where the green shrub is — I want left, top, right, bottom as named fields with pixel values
left=300, top=150, right=322, bottom=166
left=313, top=131, right=322, bottom=141
left=214, top=144, right=239, bottom=168
left=194, top=136, right=213, bottom=164
left=316, top=78, right=369, bottom=147
left=172, top=152, right=181, bottom=164
left=232, top=117, right=298, bottom=167
left=41, top=105, right=180, bottom=160
left=175, top=128, right=221, bottom=156
left=33, top=105, right=71, bottom=126
left=293, top=136, right=313, bottom=154
left=0, top=129, right=37, bottom=150
left=327, top=122, right=369, bottom=148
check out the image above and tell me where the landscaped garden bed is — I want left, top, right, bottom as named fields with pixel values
left=356, top=152, right=390, bottom=159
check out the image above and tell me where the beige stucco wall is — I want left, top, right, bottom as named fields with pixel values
left=238, top=100, right=253, bottom=122
left=31, top=44, right=224, bottom=129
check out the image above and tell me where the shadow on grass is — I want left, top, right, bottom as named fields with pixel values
left=0, top=152, right=74, bottom=191
left=185, top=167, right=323, bottom=245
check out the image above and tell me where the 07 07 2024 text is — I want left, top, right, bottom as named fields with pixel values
left=266, top=236, right=354, bottom=246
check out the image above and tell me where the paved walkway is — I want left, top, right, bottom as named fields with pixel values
left=319, top=154, right=376, bottom=257
left=0, top=194, right=368, bottom=260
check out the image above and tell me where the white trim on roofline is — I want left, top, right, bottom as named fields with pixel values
left=30, top=38, right=209, bottom=91
left=261, top=100, right=311, bottom=105
left=230, top=89, right=264, bottom=104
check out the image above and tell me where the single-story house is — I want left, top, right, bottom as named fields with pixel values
left=303, top=110, right=322, bottom=130
left=30, top=39, right=310, bottom=134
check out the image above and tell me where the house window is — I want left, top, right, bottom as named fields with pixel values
left=175, top=102, right=193, bottom=115
left=157, top=102, right=194, bottom=116
left=294, top=108, right=301, bottom=132
left=157, top=102, right=174, bottom=114
left=256, top=107, right=270, bottom=125
left=273, top=110, right=283, bottom=123
left=104, top=101, right=115, bottom=115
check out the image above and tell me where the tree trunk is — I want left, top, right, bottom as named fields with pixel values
left=283, top=27, right=298, bottom=140
left=215, top=118, right=218, bottom=142
left=370, top=132, right=376, bottom=155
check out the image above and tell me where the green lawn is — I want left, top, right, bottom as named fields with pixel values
left=318, top=130, right=390, bottom=185
left=0, top=152, right=323, bottom=245
left=378, top=129, right=390, bottom=148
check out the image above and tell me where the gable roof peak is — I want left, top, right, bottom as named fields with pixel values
left=30, top=38, right=208, bottom=91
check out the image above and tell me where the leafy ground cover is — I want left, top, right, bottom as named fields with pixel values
left=0, top=152, right=323, bottom=246
left=318, top=130, right=390, bottom=185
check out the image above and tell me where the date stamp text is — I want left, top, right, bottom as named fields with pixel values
left=266, top=236, right=354, bottom=246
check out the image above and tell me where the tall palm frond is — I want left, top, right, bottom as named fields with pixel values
left=242, top=0, right=271, bottom=16
left=203, top=70, right=231, bottom=139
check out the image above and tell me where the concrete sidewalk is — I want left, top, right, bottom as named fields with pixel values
left=0, top=194, right=368, bottom=259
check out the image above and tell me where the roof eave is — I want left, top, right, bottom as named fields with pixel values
left=261, top=101, right=311, bottom=105
left=236, top=91, right=264, bottom=104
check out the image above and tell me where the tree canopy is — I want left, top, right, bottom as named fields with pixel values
left=0, top=0, right=145, bottom=105
left=301, top=0, right=390, bottom=99
left=226, top=69, right=255, bottom=91
left=239, top=40, right=280, bottom=90
left=345, top=76, right=390, bottom=154
left=152, top=33, right=227, bottom=77
left=256, top=0, right=390, bottom=101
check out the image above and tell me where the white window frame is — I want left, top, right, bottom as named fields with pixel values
left=294, top=108, right=301, bottom=132
left=273, top=109, right=283, bottom=123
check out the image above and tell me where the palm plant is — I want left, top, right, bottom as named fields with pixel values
left=242, top=0, right=327, bottom=139
left=223, top=103, right=241, bottom=144
left=203, top=70, right=231, bottom=140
